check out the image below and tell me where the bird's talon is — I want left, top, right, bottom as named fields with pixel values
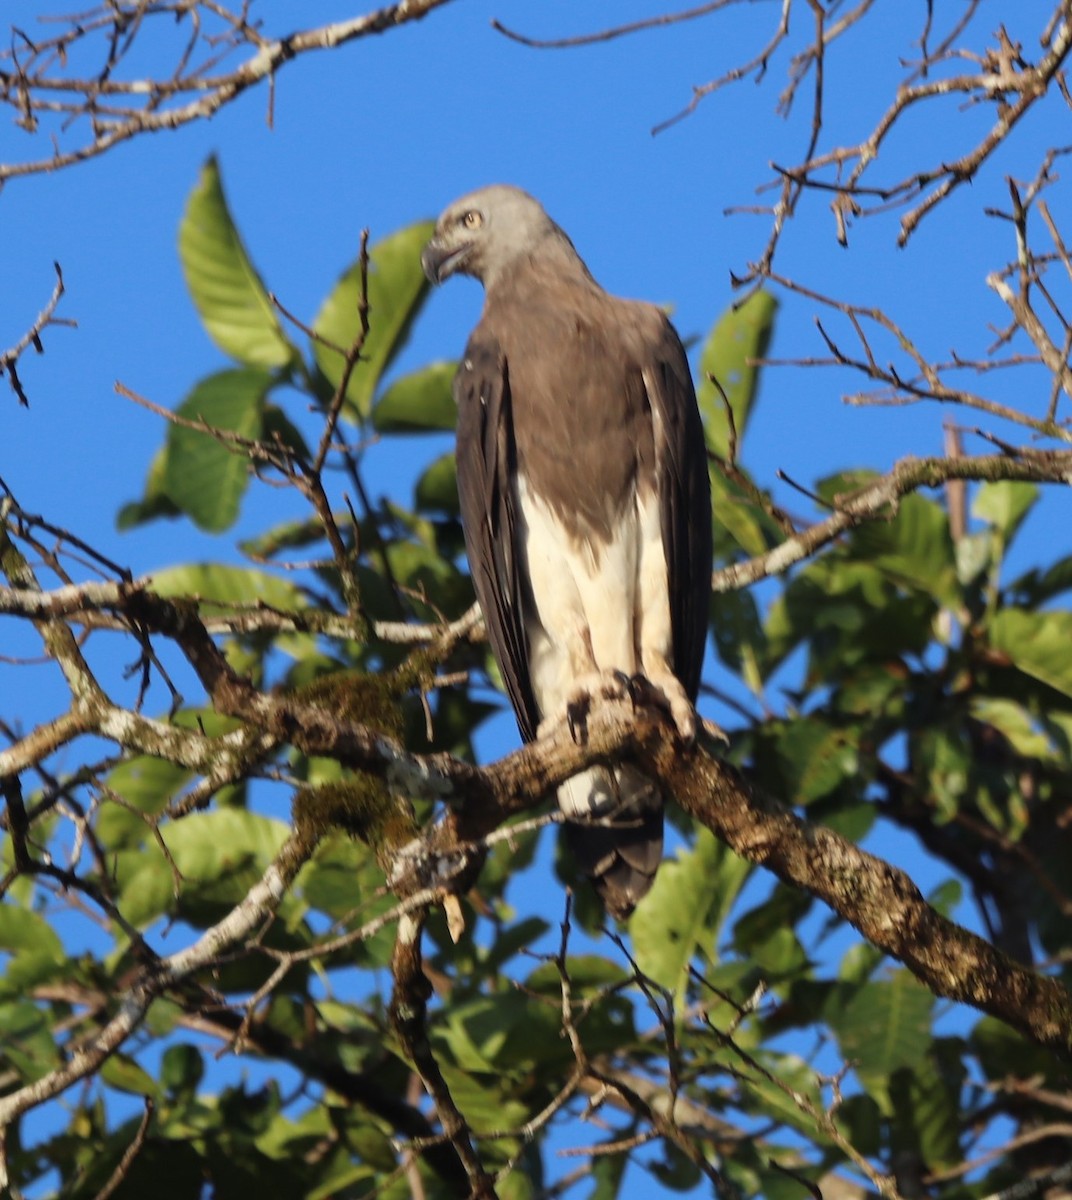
left=613, top=671, right=643, bottom=710
left=566, top=697, right=590, bottom=744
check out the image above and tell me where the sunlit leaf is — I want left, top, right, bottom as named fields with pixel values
left=888, top=1043, right=965, bottom=1168
left=631, top=828, right=751, bottom=1005
left=165, top=810, right=289, bottom=893
left=179, top=156, right=298, bottom=368
left=414, top=450, right=460, bottom=514
left=117, top=447, right=182, bottom=529
left=697, top=290, right=777, bottom=459
left=972, top=479, right=1038, bottom=541
left=827, top=970, right=934, bottom=1085
left=970, top=697, right=1054, bottom=759
left=163, top=368, right=271, bottom=532
left=313, top=220, right=435, bottom=420
left=990, top=608, right=1072, bottom=699
left=114, top=853, right=175, bottom=927
left=101, top=1054, right=159, bottom=1097
left=0, top=1002, right=61, bottom=1081
left=0, top=907, right=64, bottom=961
left=776, top=718, right=860, bottom=803
left=149, top=562, right=307, bottom=614
left=372, top=361, right=457, bottom=432
left=1009, top=554, right=1072, bottom=607
left=848, top=492, right=958, bottom=606
left=437, top=1062, right=530, bottom=1134
left=709, top=467, right=776, bottom=559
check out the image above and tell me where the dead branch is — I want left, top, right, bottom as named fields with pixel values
left=1, top=263, right=73, bottom=406
left=0, top=0, right=455, bottom=184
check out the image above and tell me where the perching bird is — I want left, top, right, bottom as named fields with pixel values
left=422, top=186, right=712, bottom=919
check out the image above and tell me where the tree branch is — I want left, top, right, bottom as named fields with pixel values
left=0, top=0, right=456, bottom=183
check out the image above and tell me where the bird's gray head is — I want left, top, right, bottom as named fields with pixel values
left=421, top=185, right=563, bottom=289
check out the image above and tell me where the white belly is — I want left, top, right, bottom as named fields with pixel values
left=517, top=473, right=673, bottom=819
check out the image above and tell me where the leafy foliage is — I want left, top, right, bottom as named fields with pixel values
left=5, top=147, right=1072, bottom=1200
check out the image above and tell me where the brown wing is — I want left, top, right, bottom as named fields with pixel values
left=645, top=316, right=713, bottom=702
left=454, top=329, right=540, bottom=743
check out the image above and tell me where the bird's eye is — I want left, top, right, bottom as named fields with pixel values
left=461, top=210, right=483, bottom=230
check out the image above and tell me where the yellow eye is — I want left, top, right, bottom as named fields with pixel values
left=462, top=210, right=483, bottom=230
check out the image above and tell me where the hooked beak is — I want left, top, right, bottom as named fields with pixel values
left=421, top=236, right=472, bottom=285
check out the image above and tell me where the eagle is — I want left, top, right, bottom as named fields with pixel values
left=422, top=186, right=713, bottom=918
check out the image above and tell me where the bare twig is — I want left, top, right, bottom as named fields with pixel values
left=1, top=263, right=73, bottom=405
left=0, top=1, right=456, bottom=183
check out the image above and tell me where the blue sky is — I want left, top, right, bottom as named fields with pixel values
left=3, top=0, right=1069, bottom=1192
left=4, top=1, right=1063, bottom=565
left=5, top=0, right=1064, bottom=840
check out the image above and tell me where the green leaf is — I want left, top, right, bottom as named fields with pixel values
left=734, top=886, right=812, bottom=965
left=0, top=1001, right=61, bottom=1081
left=776, top=718, right=860, bottom=804
left=179, top=156, right=298, bottom=368
left=385, top=538, right=470, bottom=618
left=970, top=697, right=1054, bottom=759
left=590, top=1150, right=628, bottom=1200
left=313, top=220, right=435, bottom=420
left=101, top=1053, right=159, bottom=1097
left=972, top=480, right=1038, bottom=541
left=955, top=529, right=992, bottom=587
left=1009, top=554, right=1072, bottom=607
left=972, top=1016, right=1061, bottom=1084
left=651, top=1140, right=702, bottom=1191
left=697, top=290, right=777, bottom=459
left=168, top=810, right=289, bottom=879
left=737, top=1054, right=826, bottom=1141
left=927, top=879, right=963, bottom=919
left=827, top=970, right=934, bottom=1086
left=117, top=447, right=183, bottom=530
left=630, top=828, right=751, bottom=1004
left=150, top=563, right=307, bottom=614
left=990, top=608, right=1072, bottom=699
left=709, top=465, right=776, bottom=559
left=0, top=907, right=64, bottom=961
left=437, top=1063, right=530, bottom=1135
left=761, top=555, right=934, bottom=680
left=710, top=582, right=764, bottom=695
left=114, top=854, right=176, bottom=927
left=262, top=403, right=312, bottom=461
left=163, top=368, right=271, bottom=532
left=836, top=1093, right=882, bottom=1156
left=164, top=810, right=290, bottom=915
left=849, top=493, right=958, bottom=606
left=346, top=1125, right=397, bottom=1173
left=436, top=995, right=524, bottom=1073
left=914, top=727, right=969, bottom=822
left=888, top=1044, right=965, bottom=1168
left=98, top=757, right=187, bottom=847
left=415, top=451, right=460, bottom=515
left=372, top=361, right=457, bottom=433
left=525, top=955, right=630, bottom=997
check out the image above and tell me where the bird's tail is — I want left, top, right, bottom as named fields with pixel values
left=558, top=765, right=664, bottom=920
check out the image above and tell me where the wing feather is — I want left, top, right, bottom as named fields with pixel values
left=454, top=331, right=540, bottom=742
left=645, top=317, right=713, bottom=701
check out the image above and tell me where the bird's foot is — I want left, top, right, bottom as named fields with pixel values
left=562, top=669, right=632, bottom=743
left=637, top=668, right=698, bottom=745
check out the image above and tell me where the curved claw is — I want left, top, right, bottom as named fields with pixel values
left=562, top=670, right=632, bottom=743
